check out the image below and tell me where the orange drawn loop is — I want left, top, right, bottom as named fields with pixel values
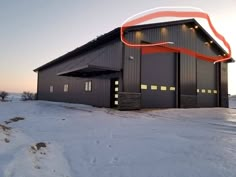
left=120, top=11, right=231, bottom=63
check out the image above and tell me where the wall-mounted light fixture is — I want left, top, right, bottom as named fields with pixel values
left=161, top=27, right=167, bottom=33
left=161, top=27, right=168, bottom=38
left=204, top=42, right=209, bottom=46
left=181, top=24, right=187, bottom=31
left=210, top=41, right=213, bottom=44
left=135, top=31, right=143, bottom=40
left=129, top=56, right=134, bottom=60
left=194, top=25, right=199, bottom=29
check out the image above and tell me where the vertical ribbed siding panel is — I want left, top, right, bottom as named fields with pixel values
left=56, top=39, right=122, bottom=74
left=123, top=32, right=141, bottom=92
left=195, top=28, right=218, bottom=107
left=220, top=62, right=228, bottom=107
left=37, top=39, right=122, bottom=107
left=178, top=25, right=197, bottom=107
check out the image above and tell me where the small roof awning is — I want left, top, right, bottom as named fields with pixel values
left=57, top=65, right=120, bottom=77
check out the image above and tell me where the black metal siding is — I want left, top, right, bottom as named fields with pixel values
left=177, top=25, right=197, bottom=107
left=36, top=20, right=229, bottom=109
left=123, top=32, right=141, bottom=92
left=37, top=39, right=122, bottom=107
left=195, top=34, right=219, bottom=108
left=220, top=62, right=228, bottom=107
left=123, top=24, right=224, bottom=108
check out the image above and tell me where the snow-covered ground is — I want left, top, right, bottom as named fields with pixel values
left=229, top=96, right=236, bottom=108
left=5, top=93, right=22, bottom=102
left=0, top=96, right=236, bottom=177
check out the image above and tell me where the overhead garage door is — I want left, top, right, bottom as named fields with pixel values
left=141, top=52, right=177, bottom=108
left=197, top=60, right=218, bottom=107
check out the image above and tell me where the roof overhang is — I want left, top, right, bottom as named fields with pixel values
left=57, top=65, right=120, bottom=77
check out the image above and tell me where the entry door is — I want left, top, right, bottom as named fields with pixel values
left=110, top=78, right=119, bottom=107
left=141, top=53, right=176, bottom=108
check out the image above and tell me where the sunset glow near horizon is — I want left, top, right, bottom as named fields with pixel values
left=0, top=0, right=235, bottom=94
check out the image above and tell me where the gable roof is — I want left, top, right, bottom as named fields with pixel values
left=34, top=19, right=234, bottom=72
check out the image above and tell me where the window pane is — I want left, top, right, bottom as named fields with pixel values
left=85, top=81, right=92, bottom=92
left=170, top=87, right=175, bottom=91
left=50, top=86, right=53, bottom=93
left=64, top=84, right=69, bottom=92
left=85, top=82, right=88, bottom=91
left=151, top=85, right=157, bottom=90
left=88, top=81, right=92, bottom=91
left=141, top=84, right=147, bottom=90
left=160, top=86, right=167, bottom=91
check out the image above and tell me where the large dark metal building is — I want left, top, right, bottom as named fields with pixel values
left=34, top=19, right=233, bottom=110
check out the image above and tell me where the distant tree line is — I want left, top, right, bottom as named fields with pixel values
left=0, top=91, right=36, bottom=101
left=0, top=91, right=9, bottom=101
left=21, top=91, right=36, bottom=101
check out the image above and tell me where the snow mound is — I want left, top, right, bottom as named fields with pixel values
left=4, top=142, right=72, bottom=177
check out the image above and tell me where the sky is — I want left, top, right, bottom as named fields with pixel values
left=0, top=0, right=235, bottom=94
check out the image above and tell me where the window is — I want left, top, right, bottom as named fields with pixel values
left=160, top=86, right=167, bottom=91
left=170, top=87, right=176, bottom=91
left=115, top=81, right=119, bottom=85
left=85, top=81, right=92, bottom=92
left=64, top=84, right=69, bottom=92
left=50, top=86, right=53, bottom=93
left=141, top=84, right=147, bottom=90
left=151, top=85, right=157, bottom=90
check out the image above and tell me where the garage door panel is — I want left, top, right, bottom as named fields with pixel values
left=142, top=53, right=175, bottom=85
left=197, top=95, right=217, bottom=107
left=197, top=60, right=217, bottom=107
left=141, top=53, right=176, bottom=108
left=142, top=90, right=175, bottom=108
